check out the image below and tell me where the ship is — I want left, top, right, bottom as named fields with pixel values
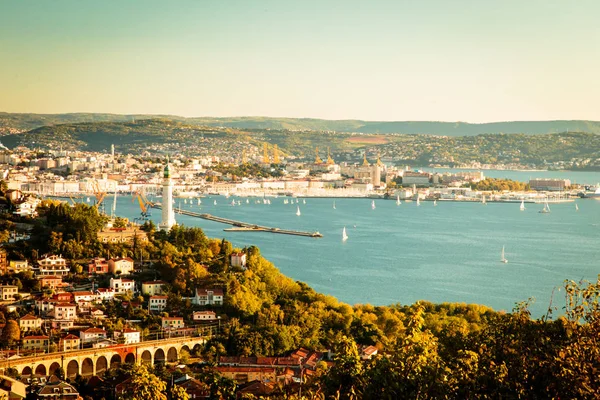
left=578, top=186, right=600, bottom=198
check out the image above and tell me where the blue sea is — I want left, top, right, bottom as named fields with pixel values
left=109, top=169, right=600, bottom=317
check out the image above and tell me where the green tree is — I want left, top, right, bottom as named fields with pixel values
left=118, top=364, right=166, bottom=400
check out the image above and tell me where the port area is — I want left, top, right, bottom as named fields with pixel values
left=151, top=203, right=322, bottom=238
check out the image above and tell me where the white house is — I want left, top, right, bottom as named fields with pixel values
left=95, top=288, right=116, bottom=302
left=192, top=288, right=224, bottom=306
left=230, top=252, right=247, bottom=268
left=36, top=255, right=70, bottom=276
left=53, top=303, right=77, bottom=320
left=109, top=278, right=135, bottom=294
left=193, top=311, right=218, bottom=322
left=80, top=327, right=107, bottom=344
left=19, top=314, right=43, bottom=332
left=0, top=285, right=18, bottom=301
left=108, top=257, right=134, bottom=275
left=149, top=295, right=168, bottom=312
left=113, top=328, right=140, bottom=344
left=72, top=291, right=96, bottom=303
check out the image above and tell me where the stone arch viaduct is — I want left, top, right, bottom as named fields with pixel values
left=0, top=336, right=205, bottom=379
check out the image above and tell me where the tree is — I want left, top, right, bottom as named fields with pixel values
left=1, top=320, right=20, bottom=347
left=170, top=385, right=189, bottom=400
left=118, top=364, right=166, bottom=400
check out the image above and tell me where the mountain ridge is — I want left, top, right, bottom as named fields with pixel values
left=2, top=112, right=600, bottom=136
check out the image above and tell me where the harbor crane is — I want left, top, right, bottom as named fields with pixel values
left=91, top=180, right=107, bottom=213
left=132, top=190, right=152, bottom=219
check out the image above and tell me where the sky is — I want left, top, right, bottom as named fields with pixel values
left=1, top=0, right=599, bottom=122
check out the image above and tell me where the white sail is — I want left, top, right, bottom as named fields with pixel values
left=575, top=203, right=579, bottom=211
left=396, top=195, right=401, bottom=205
left=198, top=198, right=201, bottom=205
left=520, top=200, right=525, bottom=211
left=246, top=199, right=249, bottom=204
left=303, top=199, right=306, bottom=204
left=482, top=195, right=486, bottom=205
left=371, top=200, right=376, bottom=210
left=296, top=206, right=301, bottom=216
left=433, top=199, right=437, bottom=206
left=342, top=226, right=348, bottom=241
left=213, top=200, right=217, bottom=205
left=231, top=200, right=235, bottom=206
left=501, top=246, right=508, bottom=263
left=416, top=198, right=420, bottom=206
left=333, top=201, right=336, bottom=209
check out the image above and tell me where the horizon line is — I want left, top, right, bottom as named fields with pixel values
left=2, top=111, right=600, bottom=125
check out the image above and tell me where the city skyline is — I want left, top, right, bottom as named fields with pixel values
left=1, top=0, right=600, bottom=123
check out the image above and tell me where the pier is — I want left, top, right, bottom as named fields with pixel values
left=151, top=203, right=323, bottom=238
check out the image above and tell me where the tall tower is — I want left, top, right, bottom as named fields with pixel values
left=159, top=158, right=176, bottom=231
left=315, top=147, right=323, bottom=164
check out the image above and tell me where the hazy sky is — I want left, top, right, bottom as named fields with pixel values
left=1, top=0, right=599, bottom=122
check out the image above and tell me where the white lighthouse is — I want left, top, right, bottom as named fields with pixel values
left=158, top=158, right=176, bottom=231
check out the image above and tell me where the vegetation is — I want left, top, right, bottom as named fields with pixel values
left=3, top=116, right=600, bottom=167
left=466, top=178, right=530, bottom=191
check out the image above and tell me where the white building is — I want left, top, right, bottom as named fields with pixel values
left=230, top=252, right=247, bottom=268
left=113, top=328, right=140, bottom=344
left=159, top=159, right=176, bottom=231
left=193, top=311, right=218, bottom=321
left=95, top=288, right=116, bottom=302
left=53, top=303, right=77, bottom=320
left=36, top=255, right=70, bottom=276
left=193, top=288, right=224, bottom=306
left=109, top=278, right=135, bottom=293
left=80, top=327, right=107, bottom=344
left=149, top=295, right=168, bottom=312
left=0, top=285, right=18, bottom=301
left=108, top=257, right=134, bottom=275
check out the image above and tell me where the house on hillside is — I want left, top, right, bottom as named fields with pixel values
left=192, top=288, right=224, bottom=306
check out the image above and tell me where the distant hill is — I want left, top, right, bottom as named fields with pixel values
left=2, top=112, right=600, bottom=136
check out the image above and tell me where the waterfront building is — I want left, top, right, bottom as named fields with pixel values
left=529, top=178, right=571, bottom=191
left=159, top=158, right=176, bottom=231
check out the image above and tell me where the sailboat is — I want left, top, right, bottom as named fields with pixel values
left=303, top=199, right=306, bottom=204
left=481, top=195, right=487, bottom=205
left=333, top=201, right=336, bottom=210
left=520, top=200, right=525, bottom=211
left=184, top=199, right=188, bottom=204
left=296, top=206, right=301, bottom=216
left=501, top=246, right=508, bottom=263
left=433, top=200, right=437, bottom=206
left=539, top=199, right=550, bottom=214
left=371, top=200, right=376, bottom=210
left=396, top=195, right=401, bottom=205
left=416, top=198, right=420, bottom=206
left=575, top=203, right=579, bottom=211
left=197, top=199, right=201, bottom=205
left=246, top=199, right=249, bottom=204
left=213, top=200, right=217, bottom=205
left=342, top=226, right=348, bottom=241
left=231, top=200, right=236, bottom=206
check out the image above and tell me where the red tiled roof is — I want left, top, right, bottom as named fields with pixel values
left=82, top=327, right=106, bottom=334
left=62, top=334, right=80, bottom=340
left=24, top=335, right=49, bottom=340
left=19, top=314, right=39, bottom=320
